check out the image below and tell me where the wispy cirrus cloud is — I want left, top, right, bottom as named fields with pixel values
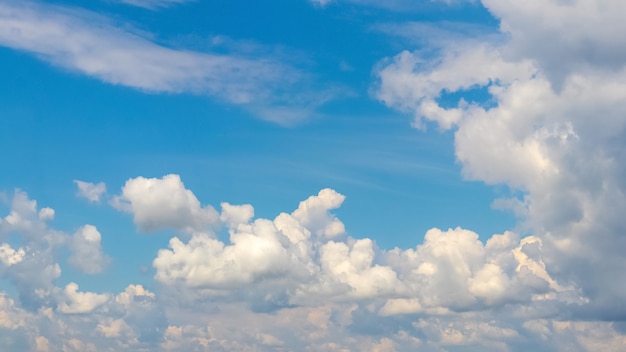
left=310, top=0, right=476, bottom=11
left=113, top=0, right=194, bottom=10
left=374, top=21, right=501, bottom=48
left=0, top=1, right=336, bottom=124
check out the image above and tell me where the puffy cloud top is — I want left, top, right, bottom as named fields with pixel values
left=111, top=174, right=219, bottom=233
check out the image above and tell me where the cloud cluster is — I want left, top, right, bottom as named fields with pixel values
left=0, top=191, right=109, bottom=309
left=1, top=0, right=625, bottom=350
left=69, top=225, right=110, bottom=274
left=1, top=175, right=625, bottom=350
left=376, top=0, right=626, bottom=322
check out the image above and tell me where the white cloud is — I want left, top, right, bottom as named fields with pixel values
left=148, top=178, right=562, bottom=314
left=375, top=43, right=534, bottom=130
left=315, top=238, right=402, bottom=299
left=56, top=282, right=110, bottom=314
left=73, top=180, right=106, bottom=203
left=483, top=0, right=626, bottom=88
left=0, top=294, right=28, bottom=330
left=115, top=284, right=155, bottom=307
left=111, top=174, right=219, bottom=233
left=0, top=1, right=334, bottom=124
left=374, top=21, right=498, bottom=49
left=97, top=318, right=132, bottom=338
left=153, top=219, right=311, bottom=289
left=0, top=243, right=25, bottom=266
left=1, top=1, right=625, bottom=348
left=310, top=0, right=474, bottom=11
left=114, top=0, right=193, bottom=10
left=375, top=0, right=626, bottom=323
left=291, top=188, right=346, bottom=239
left=0, top=182, right=623, bottom=350
left=35, top=336, right=50, bottom=352
left=69, top=225, right=110, bottom=274
left=220, top=202, right=254, bottom=230
left=153, top=187, right=350, bottom=294
left=310, top=0, right=333, bottom=6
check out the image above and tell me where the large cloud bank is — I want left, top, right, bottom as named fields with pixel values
left=1, top=171, right=624, bottom=351
left=376, top=0, right=626, bottom=322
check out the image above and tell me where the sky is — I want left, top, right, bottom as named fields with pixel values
left=0, top=0, right=626, bottom=351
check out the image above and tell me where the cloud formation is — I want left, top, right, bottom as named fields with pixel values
left=114, top=0, right=193, bottom=10
left=1, top=0, right=626, bottom=350
left=74, top=180, right=106, bottom=203
left=0, top=1, right=333, bottom=124
left=0, top=176, right=625, bottom=350
left=376, top=0, right=626, bottom=322
left=111, top=174, right=219, bottom=233
left=69, top=225, right=110, bottom=274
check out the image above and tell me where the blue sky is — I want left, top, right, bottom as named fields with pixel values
left=1, top=0, right=626, bottom=351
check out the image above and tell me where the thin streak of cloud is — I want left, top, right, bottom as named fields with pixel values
left=114, top=0, right=194, bottom=10
left=374, top=21, right=501, bottom=48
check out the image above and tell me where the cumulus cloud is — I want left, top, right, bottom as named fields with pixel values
left=57, top=283, right=110, bottom=314
left=147, top=176, right=567, bottom=317
left=0, top=190, right=58, bottom=242
left=0, top=191, right=69, bottom=308
left=69, top=225, right=110, bottom=274
left=73, top=180, right=106, bottom=203
left=0, top=179, right=623, bottom=350
left=0, top=243, right=25, bottom=266
left=376, top=0, right=626, bottom=322
left=1, top=0, right=625, bottom=349
left=111, top=174, right=219, bottom=233
left=152, top=187, right=350, bottom=294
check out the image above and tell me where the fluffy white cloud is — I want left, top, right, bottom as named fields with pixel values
left=56, top=283, right=110, bottom=314
left=111, top=174, right=219, bottom=233
left=153, top=218, right=313, bottom=289
left=0, top=180, right=624, bottom=350
left=73, top=180, right=106, bottom=203
left=0, top=190, right=59, bottom=243
left=219, top=202, right=254, bottom=230
left=153, top=188, right=351, bottom=295
left=149, top=178, right=564, bottom=316
left=483, top=0, right=626, bottom=88
left=0, top=1, right=624, bottom=348
left=0, top=191, right=69, bottom=310
left=0, top=243, right=25, bottom=266
left=291, top=188, right=346, bottom=239
left=69, top=225, right=110, bottom=274
left=376, top=0, right=626, bottom=323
